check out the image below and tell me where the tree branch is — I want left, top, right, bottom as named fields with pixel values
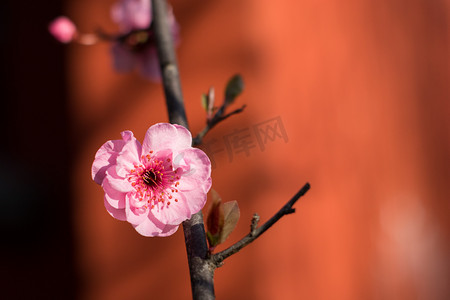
left=152, top=0, right=188, bottom=128
left=152, top=1, right=214, bottom=299
left=193, top=104, right=246, bottom=146
left=212, top=182, right=310, bottom=265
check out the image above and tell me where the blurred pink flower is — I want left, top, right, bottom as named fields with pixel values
left=48, top=16, right=77, bottom=43
left=110, top=0, right=179, bottom=80
left=111, top=0, right=151, bottom=32
left=92, top=123, right=212, bottom=237
left=111, top=39, right=160, bottom=80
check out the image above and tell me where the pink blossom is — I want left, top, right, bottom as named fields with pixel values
left=48, top=16, right=77, bottom=43
left=92, top=123, right=212, bottom=237
left=111, top=0, right=152, bottom=32
left=110, top=1, right=179, bottom=80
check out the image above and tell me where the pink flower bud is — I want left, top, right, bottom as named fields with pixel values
left=49, top=16, right=77, bottom=43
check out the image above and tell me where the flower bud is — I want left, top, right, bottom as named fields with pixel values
left=49, top=16, right=77, bottom=43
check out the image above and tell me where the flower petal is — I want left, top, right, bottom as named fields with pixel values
left=158, top=224, right=179, bottom=237
left=202, top=177, right=212, bottom=194
left=116, top=135, right=142, bottom=177
left=105, top=166, right=133, bottom=193
left=178, top=185, right=209, bottom=216
left=152, top=195, right=192, bottom=225
left=102, top=176, right=126, bottom=209
left=138, top=48, right=160, bottom=80
left=111, top=0, right=151, bottom=32
left=111, top=43, right=136, bottom=73
left=104, top=196, right=127, bottom=221
left=133, top=214, right=166, bottom=237
left=142, top=123, right=192, bottom=154
left=92, top=130, right=136, bottom=185
left=125, top=193, right=150, bottom=225
left=174, top=148, right=212, bottom=185
left=120, top=130, right=135, bottom=142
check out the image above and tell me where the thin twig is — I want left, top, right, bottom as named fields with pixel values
left=250, top=213, right=260, bottom=237
left=193, top=104, right=247, bottom=146
left=212, top=182, right=311, bottom=266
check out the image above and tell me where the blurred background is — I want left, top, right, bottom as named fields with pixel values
left=1, top=0, right=449, bottom=299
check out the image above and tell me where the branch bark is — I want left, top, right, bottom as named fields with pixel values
left=152, top=0, right=188, bottom=128
left=152, top=1, right=215, bottom=299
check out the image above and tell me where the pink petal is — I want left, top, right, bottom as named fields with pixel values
left=147, top=211, right=180, bottom=237
left=152, top=148, right=173, bottom=164
left=125, top=193, right=150, bottom=225
left=158, top=224, right=180, bottom=237
left=49, top=16, right=77, bottom=43
left=177, top=176, right=212, bottom=196
left=115, top=135, right=142, bottom=177
left=138, top=47, right=160, bottom=80
left=121, top=130, right=135, bottom=142
left=174, top=148, right=212, bottom=184
left=91, top=133, right=131, bottom=184
left=178, top=186, right=209, bottom=216
left=102, top=175, right=126, bottom=209
left=111, top=43, right=137, bottom=73
left=142, top=123, right=192, bottom=154
left=104, top=196, right=127, bottom=221
left=133, top=214, right=166, bottom=237
left=152, top=195, right=191, bottom=225
left=105, top=166, right=133, bottom=193
left=111, top=0, right=151, bottom=32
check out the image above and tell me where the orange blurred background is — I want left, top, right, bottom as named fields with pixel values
left=2, top=0, right=449, bottom=299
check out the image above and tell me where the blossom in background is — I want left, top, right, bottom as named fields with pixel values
left=92, top=123, right=212, bottom=237
left=111, top=0, right=179, bottom=80
left=48, top=0, right=179, bottom=80
left=111, top=0, right=151, bottom=32
left=48, top=16, right=77, bottom=43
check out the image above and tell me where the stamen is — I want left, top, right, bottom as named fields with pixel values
left=127, top=150, right=184, bottom=211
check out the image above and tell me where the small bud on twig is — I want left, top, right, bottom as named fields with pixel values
left=250, top=213, right=260, bottom=236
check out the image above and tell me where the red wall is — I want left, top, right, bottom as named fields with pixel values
left=68, top=0, right=449, bottom=299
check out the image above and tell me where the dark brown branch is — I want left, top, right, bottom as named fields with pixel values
left=152, top=0, right=188, bottom=128
left=193, top=104, right=247, bottom=146
left=152, top=1, right=214, bottom=299
left=212, top=182, right=310, bottom=266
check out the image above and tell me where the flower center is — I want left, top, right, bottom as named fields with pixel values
left=142, top=169, right=161, bottom=187
left=127, top=151, right=181, bottom=210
